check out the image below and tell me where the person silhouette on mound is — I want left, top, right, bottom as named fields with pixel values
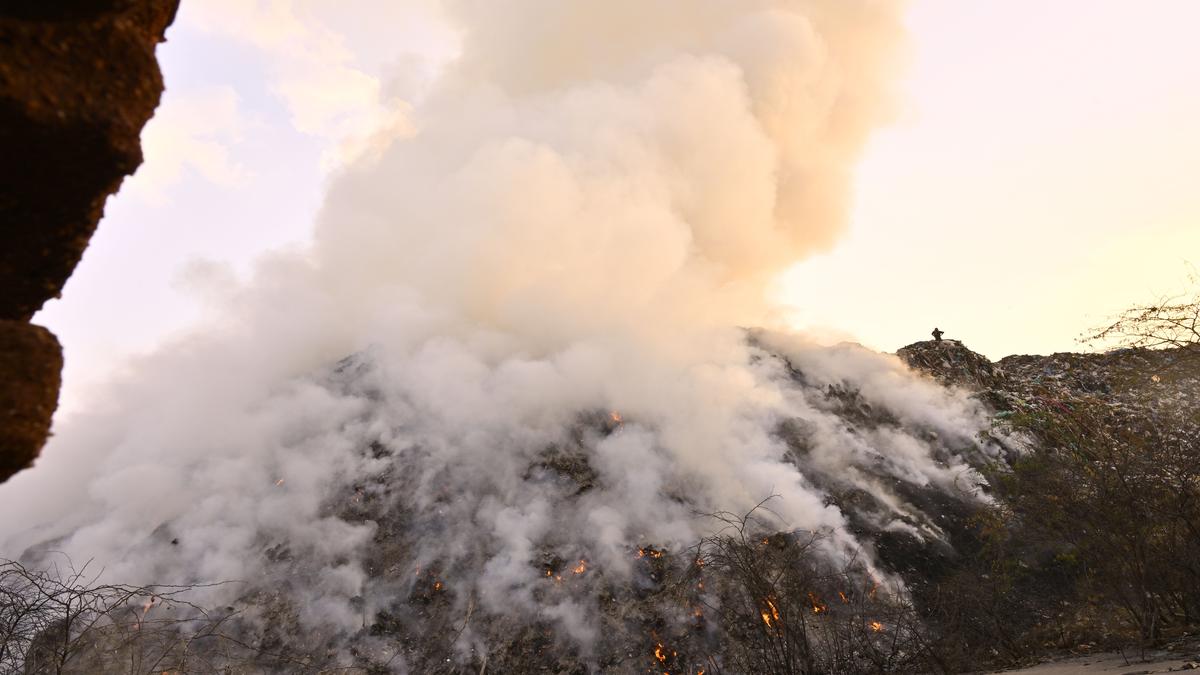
left=932, top=327, right=944, bottom=342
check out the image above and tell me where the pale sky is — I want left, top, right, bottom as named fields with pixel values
left=782, top=0, right=1200, bottom=357
left=34, top=0, right=1200, bottom=414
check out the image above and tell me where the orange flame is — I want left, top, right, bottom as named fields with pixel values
left=637, top=547, right=663, bottom=559
left=870, top=621, right=884, bottom=632
left=433, top=581, right=443, bottom=592
left=808, top=592, right=827, bottom=614
left=654, top=643, right=668, bottom=663
left=760, top=597, right=781, bottom=628
left=838, top=591, right=850, bottom=604
left=609, top=411, right=623, bottom=425
left=573, top=560, right=587, bottom=575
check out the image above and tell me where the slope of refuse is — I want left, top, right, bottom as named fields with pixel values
left=12, top=337, right=1196, bottom=674
left=10, top=333, right=1005, bottom=674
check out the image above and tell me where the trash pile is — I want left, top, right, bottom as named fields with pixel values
left=898, top=340, right=1200, bottom=436
left=12, top=337, right=1196, bottom=674
left=8, top=335, right=999, bottom=675
left=998, top=348, right=1200, bottom=421
left=896, top=339, right=1008, bottom=393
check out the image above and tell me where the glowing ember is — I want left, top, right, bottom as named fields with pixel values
left=838, top=591, right=850, bottom=604
left=808, top=592, right=827, bottom=614
left=760, top=597, right=781, bottom=628
left=572, top=560, right=587, bottom=574
left=609, top=411, right=623, bottom=425
left=636, top=547, right=664, bottom=559
left=653, top=642, right=676, bottom=664
left=274, top=478, right=284, bottom=487
left=870, top=621, right=884, bottom=632
left=433, top=581, right=443, bottom=592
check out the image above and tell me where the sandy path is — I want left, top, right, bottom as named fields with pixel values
left=987, top=646, right=1200, bottom=675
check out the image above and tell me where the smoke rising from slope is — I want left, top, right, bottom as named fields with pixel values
left=0, top=0, right=993, bottom=667
left=314, top=0, right=906, bottom=347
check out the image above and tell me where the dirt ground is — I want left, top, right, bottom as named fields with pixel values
left=987, top=643, right=1200, bottom=675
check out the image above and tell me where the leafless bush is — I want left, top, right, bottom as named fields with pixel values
left=1083, top=270, right=1200, bottom=362
left=0, top=557, right=266, bottom=674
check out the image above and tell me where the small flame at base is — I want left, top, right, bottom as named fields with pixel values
left=760, top=597, right=781, bottom=629
left=808, top=592, right=827, bottom=614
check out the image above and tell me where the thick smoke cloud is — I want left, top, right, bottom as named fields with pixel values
left=314, top=0, right=906, bottom=348
left=0, top=0, right=991, bottom=665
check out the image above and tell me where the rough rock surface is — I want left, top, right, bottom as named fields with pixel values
left=0, top=0, right=179, bottom=482
left=0, top=322, right=62, bottom=481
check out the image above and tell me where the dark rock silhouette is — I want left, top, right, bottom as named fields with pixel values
left=0, top=0, right=180, bottom=482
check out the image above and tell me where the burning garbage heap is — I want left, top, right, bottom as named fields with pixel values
left=5, top=333, right=1009, bottom=674
left=8, top=337, right=1197, bottom=673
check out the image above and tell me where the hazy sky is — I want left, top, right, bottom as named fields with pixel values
left=34, top=0, right=1200, bottom=414
left=782, top=0, right=1200, bottom=357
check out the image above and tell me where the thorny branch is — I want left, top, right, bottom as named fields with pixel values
left=0, top=556, right=282, bottom=674
left=1084, top=273, right=1200, bottom=362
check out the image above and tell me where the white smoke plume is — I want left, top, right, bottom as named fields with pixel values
left=0, top=0, right=993, bottom=668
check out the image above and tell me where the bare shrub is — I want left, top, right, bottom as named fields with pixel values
left=0, top=557, right=263, bottom=674
left=684, top=500, right=945, bottom=675
left=1084, top=269, right=1200, bottom=363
